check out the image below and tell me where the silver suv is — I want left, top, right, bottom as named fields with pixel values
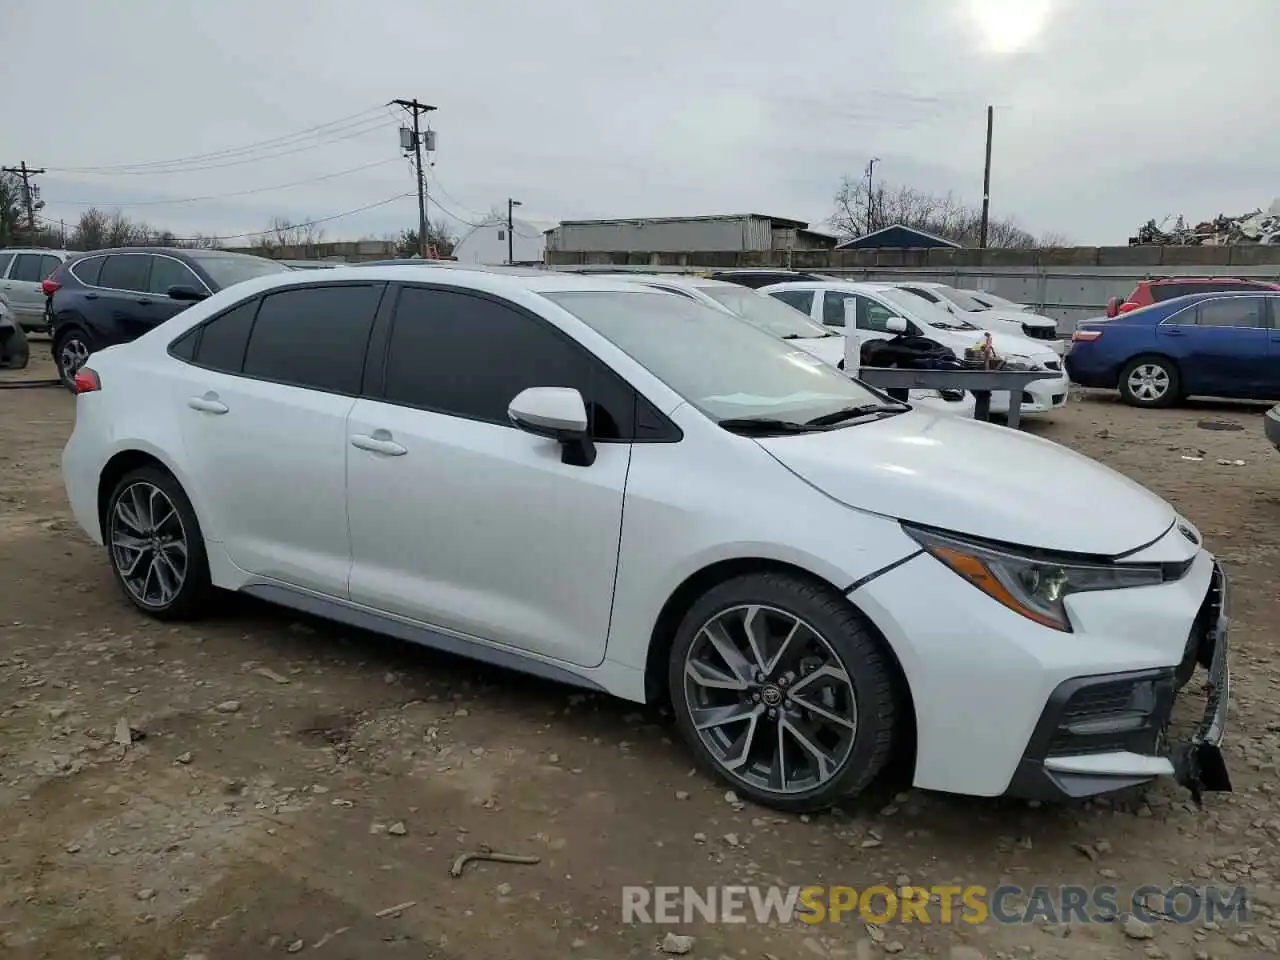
left=0, top=249, right=71, bottom=332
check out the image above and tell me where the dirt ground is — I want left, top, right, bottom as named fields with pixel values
left=3, top=347, right=1280, bottom=960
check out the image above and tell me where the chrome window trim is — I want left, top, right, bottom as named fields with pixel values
left=1157, top=294, right=1273, bottom=331
left=69, top=252, right=213, bottom=298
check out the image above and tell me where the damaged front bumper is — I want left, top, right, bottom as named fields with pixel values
left=1006, top=562, right=1231, bottom=803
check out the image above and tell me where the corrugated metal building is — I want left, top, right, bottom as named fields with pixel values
left=545, top=214, right=838, bottom=253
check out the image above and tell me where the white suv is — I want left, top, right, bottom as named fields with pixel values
left=61, top=266, right=1229, bottom=810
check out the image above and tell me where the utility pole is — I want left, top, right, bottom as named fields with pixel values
left=391, top=99, right=436, bottom=258
left=507, top=198, right=522, bottom=264
left=864, top=157, right=879, bottom=234
left=2, top=161, right=46, bottom=237
left=979, top=105, right=994, bottom=250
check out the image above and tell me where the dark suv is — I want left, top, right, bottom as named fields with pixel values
left=47, top=247, right=287, bottom=387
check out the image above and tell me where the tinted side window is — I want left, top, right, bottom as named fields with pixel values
left=771, top=289, right=814, bottom=314
left=194, top=299, right=260, bottom=372
left=149, top=257, right=203, bottom=295
left=242, top=284, right=381, bottom=394
left=1196, top=297, right=1265, bottom=328
left=822, top=291, right=850, bottom=326
left=72, top=255, right=105, bottom=286
left=11, top=254, right=45, bottom=282
left=383, top=287, right=635, bottom=441
left=98, top=255, right=151, bottom=292
left=170, top=329, right=198, bottom=361
left=0, top=252, right=14, bottom=276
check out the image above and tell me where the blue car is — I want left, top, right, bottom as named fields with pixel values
left=1065, top=290, right=1280, bottom=407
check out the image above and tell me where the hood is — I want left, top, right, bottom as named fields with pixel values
left=790, top=335, right=845, bottom=367
left=756, top=409, right=1176, bottom=556
left=936, top=327, right=1057, bottom=362
left=974, top=307, right=1055, bottom=329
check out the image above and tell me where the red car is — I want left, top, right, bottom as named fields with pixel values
left=1107, top=276, right=1280, bottom=317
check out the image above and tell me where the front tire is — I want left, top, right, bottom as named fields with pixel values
left=1119, top=355, right=1180, bottom=408
left=668, top=572, right=898, bottom=812
left=106, top=466, right=213, bottom=620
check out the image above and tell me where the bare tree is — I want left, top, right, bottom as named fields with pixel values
left=1037, top=229, right=1074, bottom=247
left=828, top=176, right=1040, bottom=248
left=70, top=208, right=110, bottom=250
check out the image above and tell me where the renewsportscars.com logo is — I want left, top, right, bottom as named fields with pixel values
left=622, top=884, right=1249, bottom=926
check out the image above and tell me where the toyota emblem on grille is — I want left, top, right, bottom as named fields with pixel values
left=1177, top=523, right=1199, bottom=545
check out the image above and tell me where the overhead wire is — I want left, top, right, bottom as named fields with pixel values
left=47, top=158, right=401, bottom=207
left=46, top=106, right=389, bottom=174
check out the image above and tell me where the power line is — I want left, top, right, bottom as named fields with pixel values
left=38, top=192, right=414, bottom=243
left=46, top=106, right=388, bottom=174
left=49, top=118, right=395, bottom=176
left=47, top=158, right=400, bottom=207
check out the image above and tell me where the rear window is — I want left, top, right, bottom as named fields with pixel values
left=71, top=255, right=106, bottom=286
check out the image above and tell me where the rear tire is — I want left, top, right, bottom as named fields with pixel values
left=105, top=466, right=213, bottom=621
left=668, top=572, right=898, bottom=812
left=54, top=328, right=92, bottom=390
left=1118, top=355, right=1180, bottom=408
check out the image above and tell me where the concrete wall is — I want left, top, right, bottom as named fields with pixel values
left=547, top=245, right=1280, bottom=331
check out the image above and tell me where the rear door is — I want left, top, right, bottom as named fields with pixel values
left=1165, top=296, right=1270, bottom=397
left=171, top=282, right=385, bottom=595
left=3, top=252, right=53, bottom=327
left=95, top=253, right=165, bottom=342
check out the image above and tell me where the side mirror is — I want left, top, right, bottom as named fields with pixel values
left=1106, top=296, right=1119, bottom=318
left=842, top=297, right=856, bottom=328
left=167, top=284, right=207, bottom=302
left=885, top=316, right=908, bottom=334
left=508, top=387, right=596, bottom=467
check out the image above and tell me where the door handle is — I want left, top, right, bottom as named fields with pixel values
left=136, top=297, right=154, bottom=306
left=351, top=433, right=407, bottom=456
left=1162, top=326, right=1185, bottom=336
left=187, top=396, right=228, bottom=415
left=84, top=292, right=98, bottom=300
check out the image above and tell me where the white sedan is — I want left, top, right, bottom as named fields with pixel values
left=61, top=265, right=1229, bottom=810
left=892, top=281, right=1066, bottom=354
left=762, top=280, right=1070, bottom=418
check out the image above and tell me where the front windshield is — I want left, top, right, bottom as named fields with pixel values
left=876, top=288, right=981, bottom=331
left=187, top=253, right=290, bottom=289
left=544, top=290, right=885, bottom=423
left=934, top=285, right=990, bottom=313
left=701, top=286, right=834, bottom=340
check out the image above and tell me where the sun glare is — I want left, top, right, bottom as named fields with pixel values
left=967, top=0, right=1053, bottom=54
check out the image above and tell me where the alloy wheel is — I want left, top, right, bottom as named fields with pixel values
left=683, top=604, right=858, bottom=796
left=1126, top=363, right=1170, bottom=403
left=59, top=337, right=89, bottom=380
left=109, top=481, right=189, bottom=609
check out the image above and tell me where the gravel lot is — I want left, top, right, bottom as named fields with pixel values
left=2, top=350, right=1279, bottom=960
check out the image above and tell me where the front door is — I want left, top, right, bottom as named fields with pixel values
left=346, top=284, right=633, bottom=668
left=172, top=283, right=384, bottom=595
left=147, top=254, right=209, bottom=326
left=1163, top=296, right=1270, bottom=398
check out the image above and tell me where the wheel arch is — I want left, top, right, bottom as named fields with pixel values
left=642, top=556, right=918, bottom=774
left=1120, top=351, right=1183, bottom=397
left=96, top=447, right=207, bottom=543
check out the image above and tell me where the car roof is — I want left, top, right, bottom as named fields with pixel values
left=223, top=264, right=668, bottom=298
left=583, top=273, right=737, bottom=290
left=0, top=247, right=70, bottom=255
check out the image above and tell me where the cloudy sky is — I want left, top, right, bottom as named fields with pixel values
left=4, top=0, right=1276, bottom=246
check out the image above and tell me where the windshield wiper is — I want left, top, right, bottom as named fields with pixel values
left=803, top=403, right=908, bottom=427
left=717, top=417, right=824, bottom=435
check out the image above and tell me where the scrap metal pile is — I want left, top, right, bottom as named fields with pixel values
left=1130, top=200, right=1280, bottom=245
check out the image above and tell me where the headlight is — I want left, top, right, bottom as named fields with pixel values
left=1004, top=353, right=1035, bottom=371
left=903, top=525, right=1165, bottom=632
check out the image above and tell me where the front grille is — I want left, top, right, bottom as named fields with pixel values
left=1022, top=324, right=1058, bottom=341
left=1046, top=674, right=1174, bottom=757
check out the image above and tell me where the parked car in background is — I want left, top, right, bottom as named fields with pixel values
left=761, top=280, right=1069, bottom=418
left=591, top=273, right=975, bottom=417
left=47, top=248, right=288, bottom=388
left=1266, top=404, right=1280, bottom=453
left=892, top=281, right=1063, bottom=350
left=0, top=248, right=71, bottom=331
left=1067, top=291, right=1280, bottom=407
left=968, top=291, right=1029, bottom=312
left=1107, top=277, right=1280, bottom=318
left=707, top=269, right=837, bottom=289
left=279, top=259, right=338, bottom=270
left=0, top=300, right=29, bottom=369
left=61, top=264, right=1229, bottom=809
